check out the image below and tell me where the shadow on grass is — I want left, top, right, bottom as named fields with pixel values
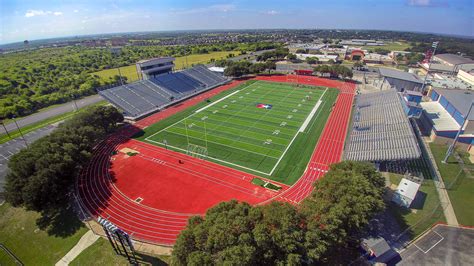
left=136, top=253, right=169, bottom=266
left=36, top=204, right=84, bottom=237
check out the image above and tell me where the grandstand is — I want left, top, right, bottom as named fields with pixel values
left=345, top=89, right=421, bottom=161
left=99, top=65, right=229, bottom=120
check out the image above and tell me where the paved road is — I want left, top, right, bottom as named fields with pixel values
left=1, top=94, right=103, bottom=134
left=0, top=123, right=59, bottom=195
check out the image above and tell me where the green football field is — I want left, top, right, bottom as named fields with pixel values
left=145, top=81, right=329, bottom=175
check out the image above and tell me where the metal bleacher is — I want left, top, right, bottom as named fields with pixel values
left=99, top=65, right=229, bottom=119
left=344, top=89, right=421, bottom=161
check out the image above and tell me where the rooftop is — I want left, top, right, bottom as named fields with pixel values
left=430, top=74, right=474, bottom=91
left=379, top=68, right=423, bottom=84
left=435, top=54, right=474, bottom=65
left=434, top=88, right=474, bottom=120
left=420, top=101, right=460, bottom=131
left=395, top=178, right=421, bottom=201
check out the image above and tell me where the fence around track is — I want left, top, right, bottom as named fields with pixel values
left=76, top=75, right=356, bottom=246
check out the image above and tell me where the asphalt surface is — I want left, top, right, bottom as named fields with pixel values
left=0, top=123, right=59, bottom=195
left=0, top=94, right=103, bottom=134
left=395, top=224, right=474, bottom=265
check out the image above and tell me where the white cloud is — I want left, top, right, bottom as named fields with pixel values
left=406, top=0, right=448, bottom=7
left=172, top=4, right=236, bottom=15
left=25, top=10, right=64, bottom=18
left=73, top=10, right=79, bottom=13
left=264, top=10, right=280, bottom=15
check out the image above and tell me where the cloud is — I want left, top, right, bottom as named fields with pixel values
left=25, top=10, right=63, bottom=18
left=171, top=4, right=236, bottom=15
left=264, top=10, right=280, bottom=15
left=406, top=0, right=448, bottom=7
left=73, top=10, right=79, bottom=13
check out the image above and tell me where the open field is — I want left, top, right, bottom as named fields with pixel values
left=430, top=143, right=474, bottom=226
left=0, top=203, right=87, bottom=265
left=92, top=51, right=239, bottom=83
left=137, top=80, right=337, bottom=184
left=362, top=41, right=412, bottom=51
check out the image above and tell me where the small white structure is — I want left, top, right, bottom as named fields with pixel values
left=392, top=178, right=421, bottom=208
left=208, top=66, right=225, bottom=73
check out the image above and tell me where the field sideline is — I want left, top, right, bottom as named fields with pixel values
left=137, top=80, right=338, bottom=184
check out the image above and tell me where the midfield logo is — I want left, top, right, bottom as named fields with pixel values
left=256, top=103, right=273, bottom=109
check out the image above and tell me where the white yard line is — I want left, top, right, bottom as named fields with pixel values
left=268, top=89, right=327, bottom=175
left=299, top=88, right=327, bottom=133
left=194, top=90, right=241, bottom=113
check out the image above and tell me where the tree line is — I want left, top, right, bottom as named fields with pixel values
left=313, top=65, right=353, bottom=79
left=172, top=161, right=385, bottom=265
left=215, top=60, right=277, bottom=77
left=0, top=42, right=281, bottom=119
left=4, top=106, right=123, bottom=231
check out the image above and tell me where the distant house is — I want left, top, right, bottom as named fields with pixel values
left=361, top=237, right=398, bottom=264
left=392, top=178, right=421, bottom=208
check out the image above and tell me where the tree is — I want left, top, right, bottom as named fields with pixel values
left=172, top=161, right=385, bottom=265
left=305, top=57, right=319, bottom=65
left=287, top=53, right=297, bottom=61
left=4, top=106, right=123, bottom=231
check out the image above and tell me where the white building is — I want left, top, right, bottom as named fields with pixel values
left=458, top=69, right=474, bottom=86
left=295, top=53, right=338, bottom=62
left=392, top=178, right=421, bottom=208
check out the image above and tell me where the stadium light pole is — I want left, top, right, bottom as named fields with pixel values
left=420, top=41, right=439, bottom=94
left=442, top=102, right=473, bottom=164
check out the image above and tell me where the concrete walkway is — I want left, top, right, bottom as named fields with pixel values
left=55, top=230, right=100, bottom=266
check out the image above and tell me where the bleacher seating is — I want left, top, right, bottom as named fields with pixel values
left=99, top=65, right=229, bottom=119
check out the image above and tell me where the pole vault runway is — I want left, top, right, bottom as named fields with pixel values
left=77, top=75, right=355, bottom=245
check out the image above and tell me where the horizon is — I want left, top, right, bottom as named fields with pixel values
left=1, top=0, right=473, bottom=45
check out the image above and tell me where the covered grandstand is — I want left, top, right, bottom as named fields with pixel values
left=345, top=89, right=421, bottom=161
left=99, top=65, right=229, bottom=120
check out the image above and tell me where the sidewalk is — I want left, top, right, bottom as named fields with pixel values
left=55, top=230, right=99, bottom=266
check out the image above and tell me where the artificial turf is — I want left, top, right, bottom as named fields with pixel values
left=136, top=80, right=338, bottom=185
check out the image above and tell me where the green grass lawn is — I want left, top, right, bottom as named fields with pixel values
left=136, top=81, right=337, bottom=185
left=0, top=203, right=87, bottom=265
left=362, top=41, right=412, bottom=51
left=70, top=238, right=170, bottom=266
left=0, top=101, right=107, bottom=144
left=387, top=173, right=445, bottom=239
left=93, top=51, right=239, bottom=83
left=430, top=143, right=474, bottom=226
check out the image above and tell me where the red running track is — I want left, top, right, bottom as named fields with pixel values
left=76, top=76, right=355, bottom=245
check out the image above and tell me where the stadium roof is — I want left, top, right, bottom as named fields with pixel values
left=420, top=101, right=460, bottom=131
left=379, top=68, right=423, bottom=84
left=435, top=54, right=474, bottom=65
left=345, top=89, right=421, bottom=161
left=434, top=88, right=474, bottom=120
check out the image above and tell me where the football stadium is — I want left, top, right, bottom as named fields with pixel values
left=75, top=58, right=356, bottom=246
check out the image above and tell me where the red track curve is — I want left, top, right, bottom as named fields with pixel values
left=76, top=76, right=355, bottom=246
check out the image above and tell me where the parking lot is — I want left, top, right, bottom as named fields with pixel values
left=0, top=124, right=58, bottom=199
left=398, top=224, right=474, bottom=265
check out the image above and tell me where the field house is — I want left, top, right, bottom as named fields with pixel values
left=77, top=58, right=356, bottom=245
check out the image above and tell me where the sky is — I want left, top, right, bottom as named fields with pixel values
left=0, top=0, right=473, bottom=44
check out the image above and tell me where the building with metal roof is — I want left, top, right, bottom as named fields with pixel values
left=345, top=89, right=421, bottom=162
left=374, top=67, right=424, bottom=92
left=421, top=88, right=474, bottom=149
left=420, top=54, right=474, bottom=75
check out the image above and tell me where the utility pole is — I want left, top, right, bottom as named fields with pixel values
left=1, top=120, right=12, bottom=139
left=420, top=41, right=439, bottom=94
left=443, top=102, right=473, bottom=163
left=12, top=116, right=28, bottom=147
